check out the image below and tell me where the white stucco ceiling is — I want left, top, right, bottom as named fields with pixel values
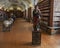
left=0, top=0, right=39, bottom=11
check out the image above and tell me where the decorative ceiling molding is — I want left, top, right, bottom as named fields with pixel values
left=0, top=0, right=39, bottom=11
left=24, top=0, right=31, bottom=4
left=8, top=0, right=18, bottom=3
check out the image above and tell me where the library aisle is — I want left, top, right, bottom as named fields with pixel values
left=0, top=18, right=60, bottom=48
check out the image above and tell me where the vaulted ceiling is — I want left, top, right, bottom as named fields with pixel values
left=0, top=0, right=40, bottom=11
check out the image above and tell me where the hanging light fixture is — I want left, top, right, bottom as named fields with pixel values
left=29, top=4, right=34, bottom=8
left=17, top=7, right=21, bottom=10
left=9, top=7, right=13, bottom=10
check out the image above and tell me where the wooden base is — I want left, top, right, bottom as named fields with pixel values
left=32, top=31, right=41, bottom=45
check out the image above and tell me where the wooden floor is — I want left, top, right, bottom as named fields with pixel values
left=0, top=18, right=60, bottom=48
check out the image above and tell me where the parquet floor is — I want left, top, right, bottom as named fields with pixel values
left=0, top=18, right=60, bottom=48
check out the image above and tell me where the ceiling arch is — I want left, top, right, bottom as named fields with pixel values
left=0, top=0, right=39, bottom=11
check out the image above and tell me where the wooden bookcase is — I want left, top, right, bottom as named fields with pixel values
left=38, top=0, right=60, bottom=35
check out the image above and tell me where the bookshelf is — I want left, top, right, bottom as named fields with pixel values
left=38, top=0, right=50, bottom=32
left=38, top=0, right=60, bottom=35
